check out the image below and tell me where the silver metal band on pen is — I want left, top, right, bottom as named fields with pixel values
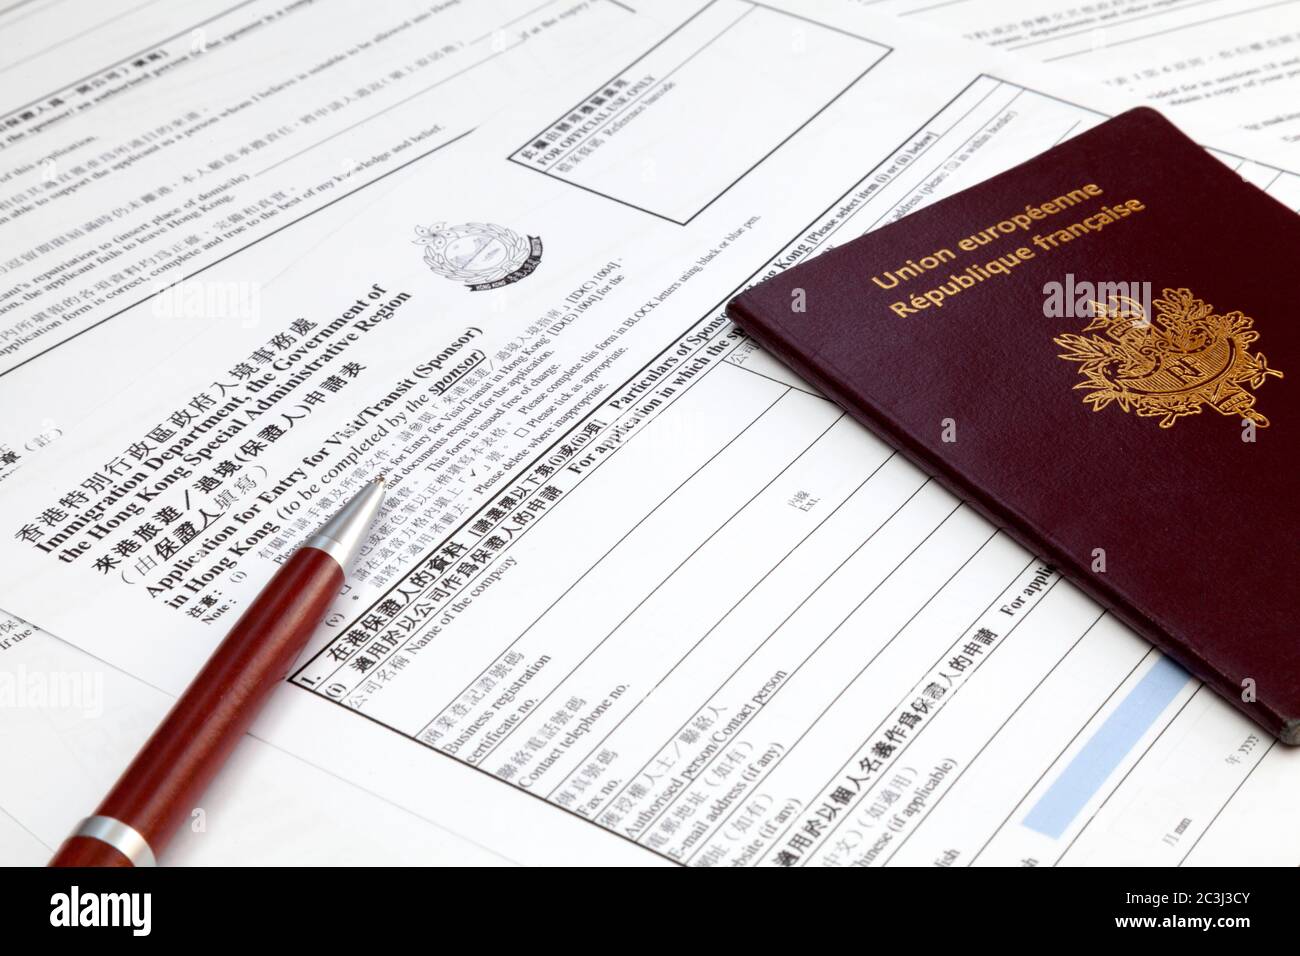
left=72, top=815, right=157, bottom=867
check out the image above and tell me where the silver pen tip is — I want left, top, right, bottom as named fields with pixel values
left=303, top=478, right=386, bottom=569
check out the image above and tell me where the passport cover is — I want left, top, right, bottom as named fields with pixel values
left=727, top=107, right=1300, bottom=742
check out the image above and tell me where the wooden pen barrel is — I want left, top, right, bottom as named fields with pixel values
left=49, top=547, right=343, bottom=867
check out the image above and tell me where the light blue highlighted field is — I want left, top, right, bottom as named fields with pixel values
left=1023, top=655, right=1190, bottom=839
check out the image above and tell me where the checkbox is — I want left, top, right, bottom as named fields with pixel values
left=514, top=427, right=530, bottom=437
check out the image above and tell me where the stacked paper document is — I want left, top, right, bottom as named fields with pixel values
left=1, top=0, right=1297, bottom=866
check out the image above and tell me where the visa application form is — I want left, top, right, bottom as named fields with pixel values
left=0, top=0, right=694, bottom=865
left=2, top=0, right=1299, bottom=865
left=0, top=0, right=681, bottom=477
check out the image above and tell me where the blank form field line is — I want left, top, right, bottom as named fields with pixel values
left=255, top=39, right=525, bottom=177
left=1056, top=683, right=1203, bottom=864
left=470, top=389, right=844, bottom=767
left=1043, top=0, right=1300, bottom=59
left=470, top=0, right=561, bottom=44
left=685, top=505, right=986, bottom=863
left=900, top=0, right=973, bottom=16
left=797, top=559, right=1060, bottom=865
left=1009, top=0, right=1235, bottom=52
left=1020, top=655, right=1191, bottom=839
left=598, top=463, right=928, bottom=831
left=1177, top=738, right=1277, bottom=866
left=548, top=437, right=892, bottom=804
left=415, top=385, right=796, bottom=749
left=881, top=610, right=1108, bottom=866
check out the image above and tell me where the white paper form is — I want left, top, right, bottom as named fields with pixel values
left=1, top=1, right=1299, bottom=866
left=0, top=0, right=229, bottom=76
left=0, top=0, right=662, bottom=865
left=0, top=610, right=515, bottom=865
left=0, top=813, right=46, bottom=866
left=0, top=0, right=687, bottom=479
left=0, top=1, right=677, bottom=861
left=866, top=0, right=1300, bottom=152
left=276, top=71, right=1300, bottom=867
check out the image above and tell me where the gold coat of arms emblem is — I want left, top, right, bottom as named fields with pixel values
left=1053, top=287, right=1283, bottom=428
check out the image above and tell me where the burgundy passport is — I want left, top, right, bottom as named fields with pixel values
left=727, top=107, right=1300, bottom=742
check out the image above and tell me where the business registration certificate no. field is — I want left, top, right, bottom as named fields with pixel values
left=1, top=0, right=1299, bottom=865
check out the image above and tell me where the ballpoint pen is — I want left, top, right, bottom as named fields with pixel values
left=48, top=476, right=386, bottom=867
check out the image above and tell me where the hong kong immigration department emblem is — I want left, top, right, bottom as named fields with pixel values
left=1053, top=287, right=1283, bottom=428
left=414, top=221, right=543, bottom=291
